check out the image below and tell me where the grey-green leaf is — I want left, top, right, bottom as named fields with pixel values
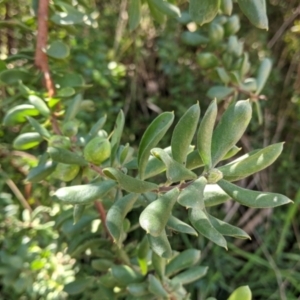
left=167, top=215, right=198, bottom=236
left=148, top=0, right=181, bottom=18
left=129, top=0, right=142, bottom=31
left=255, top=58, right=272, bottom=95
left=204, top=184, right=231, bottom=207
left=27, top=116, right=51, bottom=139
left=189, top=0, right=220, bottom=25
left=47, top=147, right=88, bottom=166
left=147, top=229, right=172, bottom=258
left=206, top=86, right=234, bottom=101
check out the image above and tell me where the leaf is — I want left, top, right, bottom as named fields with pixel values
left=189, top=0, right=220, bottom=25
left=91, top=259, right=113, bottom=272
left=86, top=115, right=107, bottom=142
left=138, top=112, right=174, bottom=179
left=148, top=0, right=180, bottom=18
left=13, top=132, right=43, bottom=150
left=64, top=278, right=91, bottom=295
left=151, top=251, right=166, bottom=279
left=111, top=265, right=144, bottom=286
left=224, top=15, right=240, bottom=36
left=28, top=95, right=50, bottom=117
left=137, top=236, right=150, bottom=275
left=73, top=204, right=85, bottom=224
left=166, top=249, right=201, bottom=276
left=186, top=150, right=204, bottom=170
left=228, top=285, right=252, bottom=300
left=217, top=179, right=293, bottom=208
left=57, top=87, right=75, bottom=97
left=110, top=110, right=125, bottom=165
left=3, top=104, right=39, bottom=126
left=220, top=0, right=233, bottom=15
left=46, top=41, right=70, bottom=59
left=127, top=282, right=149, bottom=297
left=167, top=215, right=198, bottom=236
left=255, top=58, right=272, bottom=94
left=189, top=208, right=227, bottom=249
left=148, top=274, right=168, bottom=298
left=207, top=214, right=250, bottom=239
left=237, top=0, right=268, bottom=30
left=206, top=86, right=235, bottom=101
left=106, top=193, right=139, bottom=245
left=147, top=0, right=165, bottom=24
left=151, top=148, right=197, bottom=183
left=218, top=143, right=284, bottom=182
left=103, top=167, right=158, bottom=193
left=25, top=161, right=57, bottom=183
left=55, top=73, right=85, bottom=88
left=197, top=99, right=217, bottom=169
left=211, top=100, right=252, bottom=166
left=197, top=52, right=219, bottom=69
left=216, top=67, right=230, bottom=84
left=148, top=230, right=172, bottom=258
left=27, top=116, right=51, bottom=139
left=65, top=94, right=82, bottom=122
left=53, top=180, right=116, bottom=205
left=0, top=68, right=30, bottom=84
left=140, top=188, right=179, bottom=236
left=129, top=0, right=142, bottom=31
left=177, top=176, right=207, bottom=209
left=203, top=184, right=231, bottom=207
left=181, top=31, right=209, bottom=46
left=47, top=147, right=88, bottom=166
left=171, top=266, right=208, bottom=285
left=171, top=103, right=200, bottom=165
left=51, top=3, right=85, bottom=25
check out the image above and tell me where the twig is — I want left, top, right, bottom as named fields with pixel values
left=34, top=0, right=55, bottom=97
left=94, top=200, right=113, bottom=241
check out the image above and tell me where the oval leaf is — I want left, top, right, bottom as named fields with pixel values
left=3, top=104, right=39, bottom=126
left=147, top=230, right=172, bottom=258
left=46, top=41, right=70, bottom=59
left=189, top=0, right=219, bottom=25
left=167, top=215, right=198, bottom=236
left=228, top=285, right=252, bottom=300
left=148, top=0, right=181, bottom=18
left=111, top=265, right=144, bottom=286
left=27, top=116, right=51, bottom=139
left=172, top=266, right=208, bottom=285
left=13, top=132, right=43, bottom=150
left=47, top=147, right=88, bottom=166
left=255, top=58, right=272, bottom=95
left=206, top=86, right=235, bottom=101
left=204, top=184, right=231, bottom=207
left=129, top=0, right=142, bottom=31
left=28, top=95, right=50, bottom=117
left=148, top=274, right=169, bottom=298
left=25, top=161, right=57, bottom=183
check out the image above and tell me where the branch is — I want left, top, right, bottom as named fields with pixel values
left=35, top=0, right=55, bottom=97
left=94, top=200, right=113, bottom=241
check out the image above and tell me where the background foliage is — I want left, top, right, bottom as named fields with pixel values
left=0, top=0, right=300, bottom=299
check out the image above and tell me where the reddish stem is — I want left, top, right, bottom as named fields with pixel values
left=94, top=200, right=113, bottom=241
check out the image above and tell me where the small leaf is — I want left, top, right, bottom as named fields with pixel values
left=28, top=95, right=50, bottom=117
left=3, top=104, right=39, bottom=126
left=216, top=67, right=230, bottom=84
left=237, top=0, right=268, bottom=30
left=221, top=0, right=233, bottom=15
left=148, top=274, right=169, bottom=298
left=129, top=0, right=142, bottom=31
left=224, top=15, right=241, bottom=36
left=51, top=3, right=85, bottom=25
left=204, top=184, right=231, bottom=207
left=228, top=285, right=252, bottom=300
left=218, top=143, right=284, bottom=182
left=197, top=52, right=219, bottom=69
left=148, top=0, right=181, bottom=18
left=166, top=249, right=201, bottom=276
left=207, top=214, right=251, bottom=239
left=189, top=0, right=219, bottom=25
left=13, top=132, right=43, bottom=150
left=110, top=110, right=125, bottom=165
left=177, top=176, right=207, bottom=209
left=91, top=259, right=113, bottom=272
left=64, top=278, right=91, bottom=295
left=103, top=168, right=158, bottom=193
left=0, top=68, right=30, bottom=84
left=73, top=204, right=85, bottom=224
left=147, top=0, right=166, bottom=24
left=255, top=58, right=272, bottom=95
left=186, top=150, right=204, bottom=170
left=138, top=112, right=174, bottom=179
left=64, top=94, right=82, bottom=122
left=53, top=180, right=116, bottom=205
left=189, top=208, right=227, bottom=249
left=171, top=103, right=200, bottom=165
left=111, top=265, right=144, bottom=286
left=218, top=179, right=293, bottom=208
left=206, top=86, right=235, bottom=101
left=25, top=161, right=57, bottom=183
left=127, top=282, right=149, bottom=297
left=86, top=114, right=107, bottom=142
left=137, top=236, right=150, bottom=275
left=167, top=215, right=198, bottom=236
left=140, top=188, right=179, bottom=236
left=46, top=41, right=70, bottom=59
left=48, top=147, right=88, bottom=166
left=27, top=116, right=51, bottom=139
left=197, top=99, right=217, bottom=169
left=211, top=100, right=252, bottom=166
left=151, top=251, right=166, bottom=279
left=148, top=230, right=172, bottom=258
left=181, top=31, right=209, bottom=46
left=171, top=266, right=208, bottom=285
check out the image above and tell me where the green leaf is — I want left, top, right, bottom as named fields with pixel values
left=127, top=282, right=149, bottom=297
left=220, top=0, right=233, bottom=15
left=204, top=184, right=231, bottom=207
left=151, top=148, right=197, bottom=183
left=106, top=193, right=139, bottom=245
left=151, top=251, right=166, bottom=279
left=177, top=176, right=207, bottom=209
left=86, top=115, right=107, bottom=142
left=197, top=99, right=217, bottom=169
left=140, top=188, right=179, bottom=236
left=211, top=100, right=252, bottom=166
left=224, top=15, right=241, bottom=36
left=218, top=143, right=284, bottom=182
left=217, top=179, right=293, bottom=208
left=216, top=67, right=230, bottom=84
left=46, top=41, right=70, bottom=59
left=51, top=3, right=85, bottom=25
left=148, top=0, right=180, bottom=18
left=137, top=236, right=150, bottom=275
left=3, top=104, right=39, bottom=126
left=237, top=0, right=268, bottom=30
left=255, top=58, right=272, bottom=94
left=171, top=103, right=200, bottom=165
left=209, top=23, right=224, bottom=44
left=222, top=145, right=241, bottom=160
left=103, top=168, right=158, bottom=193
left=65, top=94, right=82, bottom=122
left=138, top=111, right=174, bottom=179
left=148, top=274, right=168, bottom=298
left=57, top=87, right=75, bottom=97
left=91, top=259, right=113, bottom=272
left=0, top=68, right=30, bottom=84
left=166, top=249, right=201, bottom=276
left=25, top=161, right=57, bottom=183
left=171, top=266, right=208, bottom=285
left=189, top=0, right=220, bottom=25
left=55, top=73, right=85, bottom=88
left=147, top=0, right=166, bottom=24
left=189, top=208, right=227, bottom=249
left=207, top=214, right=251, bottom=239
left=206, top=86, right=235, bottom=101
left=111, top=265, right=144, bottom=286
left=13, top=132, right=43, bottom=150
left=129, top=0, right=142, bottom=31
left=73, top=204, right=85, bottom=224
left=64, top=278, right=91, bottom=295
left=110, top=110, right=125, bottom=165
left=167, top=215, right=198, bottom=236
left=186, top=150, right=204, bottom=170
left=197, top=52, right=219, bottom=69
left=27, top=116, right=51, bottom=139
left=48, top=147, right=88, bottom=166
left=53, top=180, right=116, bottom=205
left=28, top=95, right=50, bottom=117
left=148, top=229, right=172, bottom=258
left=181, top=31, right=209, bottom=46
left=228, top=285, right=252, bottom=300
